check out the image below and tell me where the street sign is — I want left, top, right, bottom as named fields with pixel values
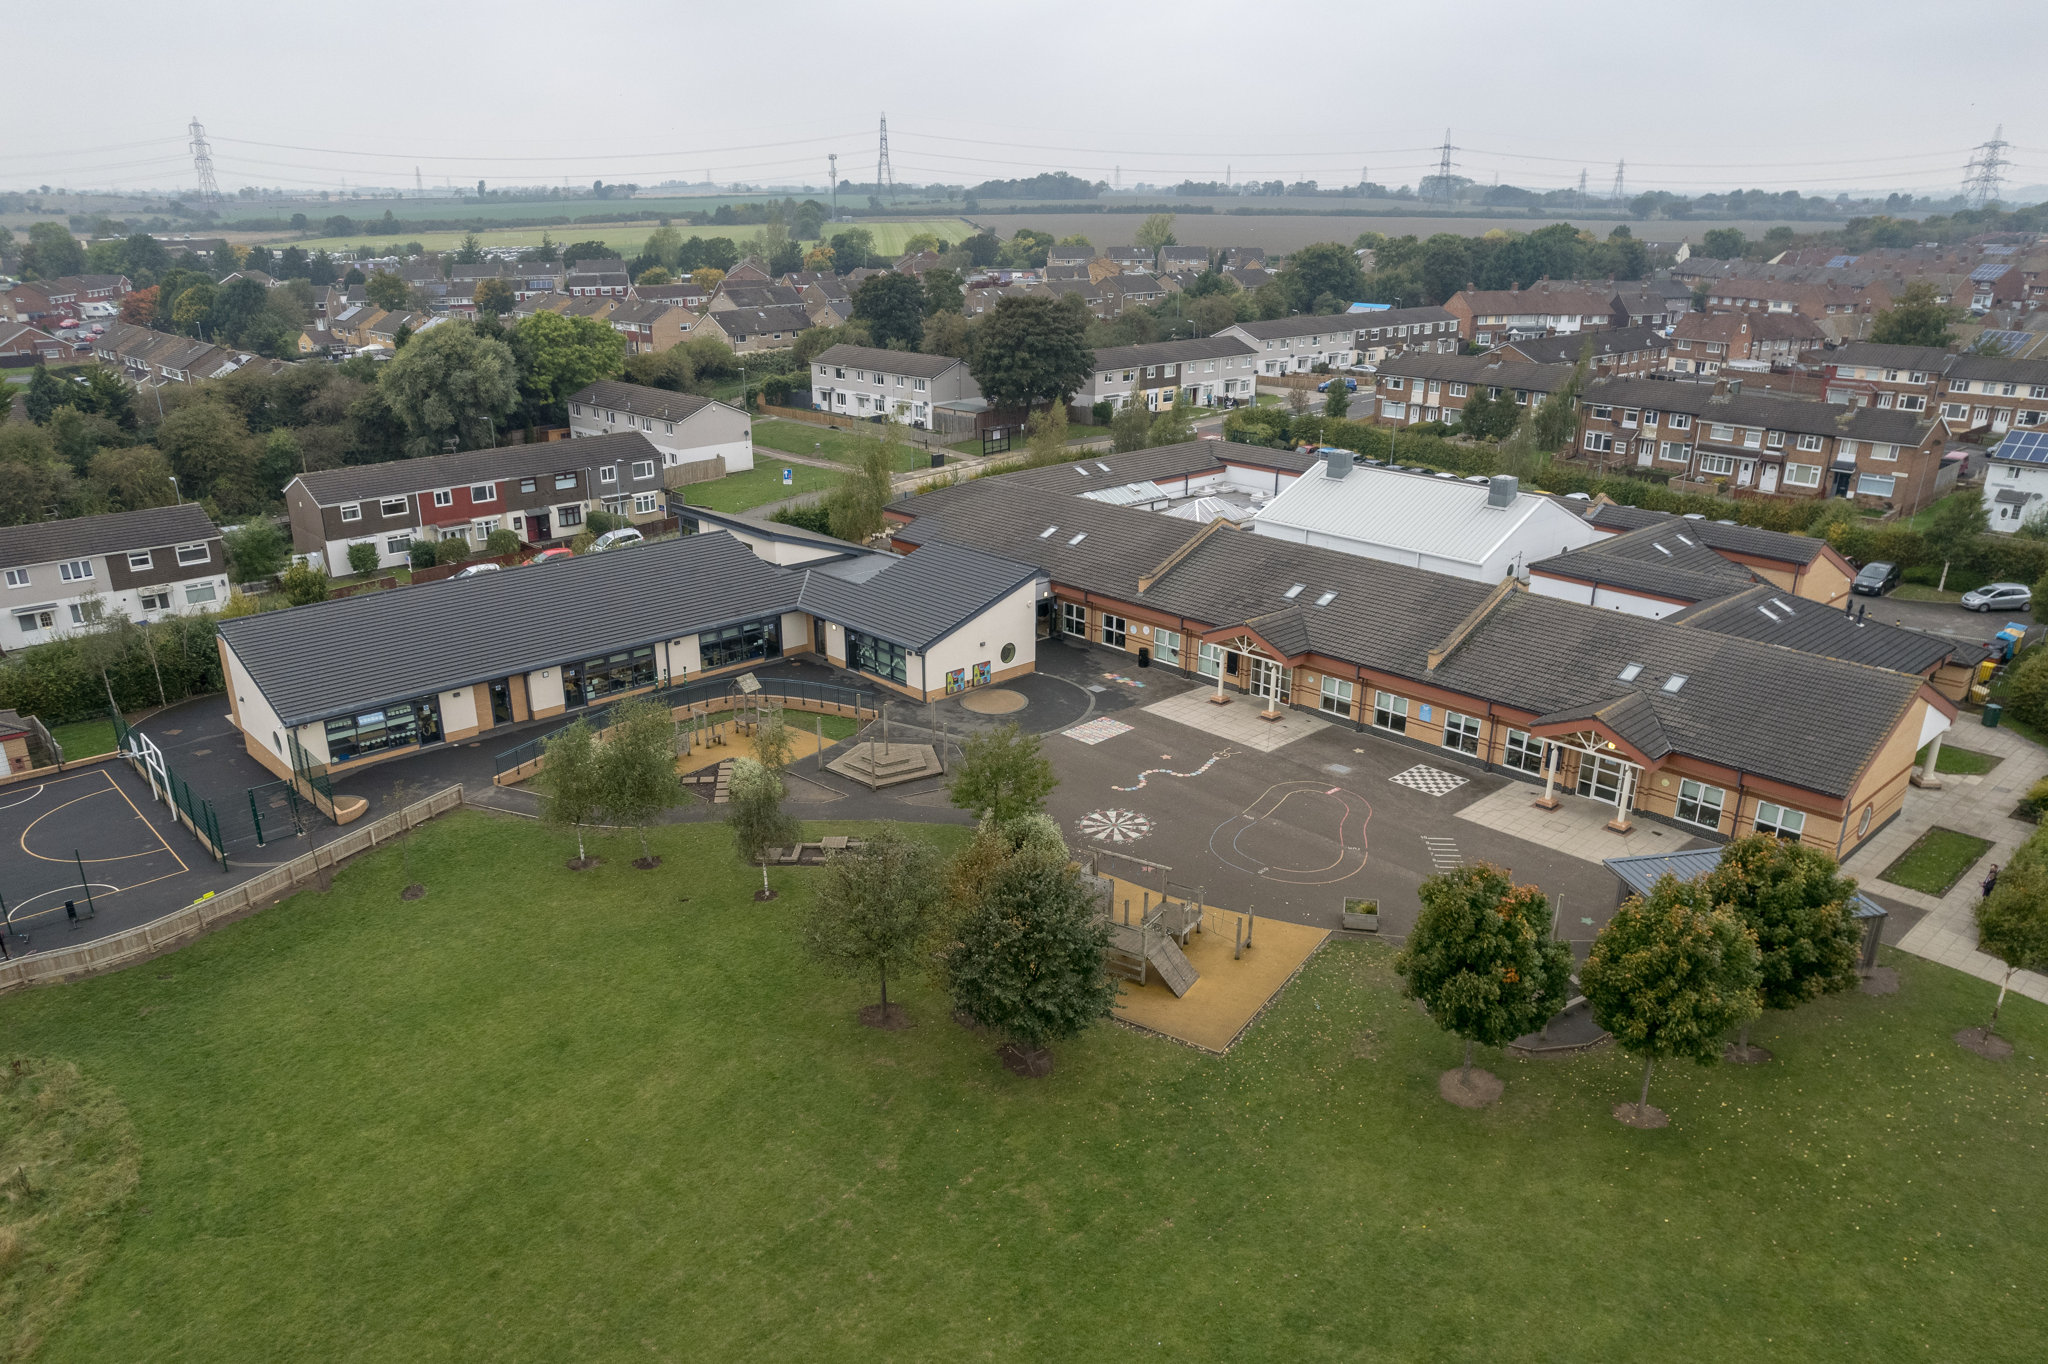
left=782, top=467, right=793, bottom=485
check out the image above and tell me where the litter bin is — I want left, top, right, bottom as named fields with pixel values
left=930, top=452, right=945, bottom=469
left=1984, top=702, right=2004, bottom=728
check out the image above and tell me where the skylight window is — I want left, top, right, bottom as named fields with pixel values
left=1314, top=590, right=1337, bottom=606
left=1770, top=598, right=1794, bottom=614
left=1618, top=663, right=1644, bottom=682
left=1040, top=525, right=1059, bottom=538
left=1662, top=674, right=1688, bottom=693
left=1675, top=533, right=1694, bottom=546
left=1757, top=604, right=1780, bottom=622
left=1068, top=532, right=1087, bottom=545
left=1283, top=583, right=1305, bottom=599
left=1651, top=542, right=1671, bottom=556
left=1096, top=462, right=1112, bottom=473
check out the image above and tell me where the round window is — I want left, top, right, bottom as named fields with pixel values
left=1000, top=642, right=1016, bottom=664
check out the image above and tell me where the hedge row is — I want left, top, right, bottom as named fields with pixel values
left=0, top=614, right=224, bottom=726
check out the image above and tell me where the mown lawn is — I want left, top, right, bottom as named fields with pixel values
left=677, top=460, right=840, bottom=513
left=751, top=419, right=937, bottom=471
left=1880, top=827, right=1996, bottom=895
left=47, top=718, right=116, bottom=760
left=1918, top=741, right=2001, bottom=776
left=2, top=814, right=2045, bottom=1361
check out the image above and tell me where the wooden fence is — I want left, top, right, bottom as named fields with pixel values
left=0, top=784, right=465, bottom=994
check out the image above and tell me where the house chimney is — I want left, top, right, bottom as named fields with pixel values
left=1487, top=474, right=1518, bottom=507
left=1324, top=447, right=1351, bottom=480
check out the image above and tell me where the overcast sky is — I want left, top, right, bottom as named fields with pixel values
left=8, top=1, right=2045, bottom=200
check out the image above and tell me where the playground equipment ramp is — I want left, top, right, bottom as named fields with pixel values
left=1145, top=935, right=1199, bottom=997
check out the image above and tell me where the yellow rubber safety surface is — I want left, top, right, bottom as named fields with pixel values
left=1100, top=874, right=1329, bottom=1054
left=673, top=722, right=832, bottom=776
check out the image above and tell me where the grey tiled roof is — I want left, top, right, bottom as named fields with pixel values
left=569, top=380, right=716, bottom=424
left=1091, top=337, right=1256, bottom=370
left=1225, top=312, right=1361, bottom=342
left=811, top=344, right=963, bottom=379
left=797, top=541, right=1041, bottom=652
left=1581, top=504, right=1834, bottom=567
left=1491, top=326, right=1669, bottom=365
left=1529, top=524, right=1759, bottom=603
left=1377, top=354, right=1577, bottom=391
left=291, top=432, right=664, bottom=506
left=0, top=503, right=220, bottom=572
left=1827, top=343, right=1955, bottom=374
left=1669, top=585, right=1959, bottom=675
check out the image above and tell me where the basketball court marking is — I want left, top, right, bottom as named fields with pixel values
left=1206, top=779, right=1373, bottom=886
left=0, top=783, right=46, bottom=813
left=2, top=768, right=189, bottom=930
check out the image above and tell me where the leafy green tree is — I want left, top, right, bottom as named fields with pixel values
left=23, top=366, right=69, bottom=424
left=364, top=270, right=409, bottom=311
left=1134, top=213, right=1177, bottom=258
left=378, top=322, right=520, bottom=455
left=1418, top=233, right=1473, bottom=306
left=921, top=310, right=973, bottom=360
left=597, top=697, right=680, bottom=864
left=224, top=519, right=288, bottom=581
left=1580, top=877, right=1762, bottom=1123
left=969, top=294, right=1093, bottom=412
left=802, top=828, right=948, bottom=1019
left=1975, top=853, right=2048, bottom=1039
left=157, top=399, right=264, bottom=513
left=727, top=756, right=800, bottom=898
left=1699, top=228, right=1748, bottom=260
left=279, top=560, right=330, bottom=606
left=851, top=271, right=926, bottom=350
left=1702, top=834, right=1863, bottom=1059
left=537, top=719, right=603, bottom=865
left=1396, top=864, right=1575, bottom=1090
left=509, top=311, right=626, bottom=427
left=949, top=721, right=1057, bottom=822
left=20, top=222, right=85, bottom=280
left=1530, top=347, right=1590, bottom=453
left=433, top=536, right=470, bottom=566
left=453, top=232, right=485, bottom=264
left=828, top=227, right=877, bottom=273
left=944, top=843, right=1117, bottom=1073
left=345, top=542, right=379, bottom=577
left=1109, top=400, right=1152, bottom=452
left=752, top=705, right=794, bottom=773
left=1278, top=242, right=1366, bottom=313
left=1324, top=382, right=1350, bottom=419
left=921, top=267, right=963, bottom=318
left=485, top=527, right=520, bottom=557
left=473, top=277, right=514, bottom=317
left=561, top=241, right=615, bottom=270
left=86, top=446, right=176, bottom=513
left=1148, top=392, right=1195, bottom=446
left=825, top=423, right=899, bottom=543
left=1870, top=281, right=1958, bottom=349
left=1921, top=486, right=1984, bottom=591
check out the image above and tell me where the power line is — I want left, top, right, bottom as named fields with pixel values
left=1963, top=124, right=2009, bottom=208
left=188, top=117, right=221, bottom=203
left=876, top=113, right=895, bottom=203
left=1610, top=158, right=1626, bottom=202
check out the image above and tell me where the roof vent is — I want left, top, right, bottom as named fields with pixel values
left=1487, top=474, right=1518, bottom=507
left=1040, top=525, right=1059, bottom=538
left=1618, top=662, right=1644, bottom=682
left=1662, top=673, right=1688, bottom=693
left=1068, top=532, right=1087, bottom=545
left=1283, top=583, right=1305, bottom=599
left=1324, top=447, right=1351, bottom=480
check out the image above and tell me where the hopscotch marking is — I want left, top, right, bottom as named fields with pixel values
left=1064, top=717, right=1134, bottom=745
left=1112, top=749, right=1236, bottom=792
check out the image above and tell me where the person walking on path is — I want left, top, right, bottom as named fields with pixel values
left=1982, top=864, right=2001, bottom=900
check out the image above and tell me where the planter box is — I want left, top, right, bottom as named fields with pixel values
left=1342, top=898, right=1380, bottom=932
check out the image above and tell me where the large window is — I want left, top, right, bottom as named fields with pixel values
left=1857, top=473, right=1897, bottom=498
left=700, top=616, right=783, bottom=671
left=1503, top=729, right=1544, bottom=775
left=1783, top=464, right=1822, bottom=488
left=846, top=628, right=906, bottom=685
left=1320, top=676, right=1354, bottom=717
left=58, top=560, right=92, bottom=582
left=1197, top=641, right=1224, bottom=678
left=184, top=583, right=217, bottom=605
left=1675, top=778, right=1726, bottom=829
left=1153, top=628, right=1181, bottom=667
left=176, top=543, right=210, bottom=566
left=1100, top=613, right=1128, bottom=649
left=1373, top=690, right=1407, bottom=733
left=1442, top=711, right=1481, bottom=755
left=1060, top=601, right=1087, bottom=636
left=578, top=646, right=658, bottom=700
left=1755, top=802, right=1805, bottom=842
left=324, top=703, right=419, bottom=762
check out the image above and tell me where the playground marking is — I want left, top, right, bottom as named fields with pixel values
left=1389, top=764, right=1469, bottom=798
left=1063, top=717, right=1133, bottom=746
left=0, top=783, right=47, bottom=813
left=1077, top=808, right=1154, bottom=844
left=1111, top=749, right=1235, bottom=792
left=1207, top=780, right=1372, bottom=885
left=1422, top=836, right=1464, bottom=870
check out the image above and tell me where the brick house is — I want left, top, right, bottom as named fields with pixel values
left=1367, top=354, right=1575, bottom=427
left=1072, top=336, right=1260, bottom=414
left=1663, top=312, right=1827, bottom=376
left=1214, top=313, right=1360, bottom=375
left=1442, top=282, right=1623, bottom=346
left=1489, top=325, right=1670, bottom=376
left=1351, top=306, right=1461, bottom=365
left=1821, top=342, right=1951, bottom=413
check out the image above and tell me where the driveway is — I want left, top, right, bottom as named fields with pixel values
left=1861, top=595, right=2024, bottom=651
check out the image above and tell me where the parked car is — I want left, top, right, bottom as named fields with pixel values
left=529, top=547, right=573, bottom=564
left=1851, top=561, right=1901, bottom=596
left=590, top=527, right=644, bottom=552
left=455, top=562, right=501, bottom=578
left=1960, top=582, right=2032, bottom=613
left=1316, top=376, right=1359, bottom=392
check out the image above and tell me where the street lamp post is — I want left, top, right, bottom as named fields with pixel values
left=168, top=475, right=181, bottom=505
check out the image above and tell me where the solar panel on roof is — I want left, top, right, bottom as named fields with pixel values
left=1994, top=430, right=2048, bottom=465
left=1975, top=329, right=2034, bottom=355
left=1970, top=263, right=2011, bottom=282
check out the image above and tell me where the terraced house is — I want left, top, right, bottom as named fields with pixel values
left=1070, top=336, right=1259, bottom=415
left=1, top=505, right=227, bottom=654
left=884, top=441, right=1955, bottom=861
left=1214, top=314, right=1359, bottom=375
left=1366, top=354, right=1576, bottom=426
left=808, top=344, right=980, bottom=428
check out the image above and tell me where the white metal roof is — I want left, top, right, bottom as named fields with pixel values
left=1247, top=462, right=1595, bottom=569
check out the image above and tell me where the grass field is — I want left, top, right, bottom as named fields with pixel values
left=47, top=718, right=117, bottom=760
left=2, top=813, right=2045, bottom=1361
left=1880, top=826, right=1995, bottom=895
left=1918, top=741, right=2002, bottom=776
left=268, top=218, right=981, bottom=258
left=679, top=459, right=840, bottom=512
left=750, top=419, right=939, bottom=472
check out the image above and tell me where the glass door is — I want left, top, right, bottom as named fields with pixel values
left=1249, top=658, right=1292, bottom=705
left=1575, top=753, right=1628, bottom=804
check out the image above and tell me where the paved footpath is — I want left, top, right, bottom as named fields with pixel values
left=1840, top=720, right=2048, bottom=1005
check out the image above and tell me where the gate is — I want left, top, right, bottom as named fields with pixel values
left=247, top=778, right=310, bottom=847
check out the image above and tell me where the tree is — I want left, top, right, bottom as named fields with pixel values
left=157, top=400, right=263, bottom=512
left=1324, top=382, right=1350, bottom=419
left=922, top=310, right=973, bottom=361
left=1701, top=834, right=1863, bottom=1060
left=690, top=266, right=725, bottom=294
left=1580, top=877, right=1762, bottom=1125
left=1922, top=486, right=1984, bottom=591
left=1870, top=281, right=1958, bottom=349
left=1278, top=242, right=1366, bottom=313
left=752, top=704, right=794, bottom=773
left=23, top=366, right=69, bottom=425
left=433, top=536, right=470, bottom=566
left=949, top=721, right=1056, bottom=822
left=509, top=311, right=626, bottom=427
left=345, top=542, right=379, bottom=577
left=851, top=271, right=926, bottom=350
left=825, top=423, right=899, bottom=543
left=727, top=756, right=800, bottom=899
left=224, top=519, right=288, bottom=581
left=537, top=719, right=603, bottom=866
left=485, top=527, right=520, bottom=557
left=922, top=267, right=963, bottom=318
left=802, top=828, right=947, bottom=1022
left=1148, top=392, right=1195, bottom=446
left=20, top=222, right=84, bottom=280
left=1530, top=346, right=1590, bottom=453
left=1134, top=213, right=1177, bottom=258
left=378, top=322, right=520, bottom=455
left=454, top=232, right=485, bottom=264
left=1699, top=228, right=1748, bottom=260
left=364, top=270, right=409, bottom=311
left=473, top=277, right=515, bottom=318
left=86, top=446, right=175, bottom=513
left=279, top=560, right=330, bottom=606
left=969, top=294, right=1093, bottom=412
left=597, top=698, right=680, bottom=866
left=1396, top=864, right=1576, bottom=1094
left=1975, top=854, right=2048, bottom=1040
left=1109, top=400, right=1152, bottom=452
left=944, top=843, right=1117, bottom=1074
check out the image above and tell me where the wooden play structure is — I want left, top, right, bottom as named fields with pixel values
left=1099, top=876, right=1208, bottom=998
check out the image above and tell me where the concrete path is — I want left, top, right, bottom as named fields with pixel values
left=1456, top=783, right=1708, bottom=865
left=1840, top=721, right=2048, bottom=1005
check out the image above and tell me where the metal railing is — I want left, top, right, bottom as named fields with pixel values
left=111, top=710, right=226, bottom=870
left=490, top=674, right=872, bottom=778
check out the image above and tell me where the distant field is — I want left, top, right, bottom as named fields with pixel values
left=250, top=217, right=981, bottom=256
left=966, top=211, right=1808, bottom=252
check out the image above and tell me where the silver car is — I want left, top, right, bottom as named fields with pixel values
left=1959, top=582, right=2032, bottom=613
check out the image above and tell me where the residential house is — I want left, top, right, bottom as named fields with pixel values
left=1610, top=282, right=1692, bottom=329
left=1442, top=282, right=1626, bottom=346
left=1662, top=312, right=1826, bottom=376
left=709, top=283, right=807, bottom=313
left=1367, top=354, right=1576, bottom=427
left=1214, top=313, right=1360, bottom=375
left=723, top=257, right=773, bottom=284
left=89, top=322, right=273, bottom=388
left=1072, top=336, right=1260, bottom=414
left=567, top=380, right=753, bottom=474
left=1351, top=305, right=1461, bottom=364
left=1044, top=246, right=1092, bottom=268
left=1983, top=428, right=2048, bottom=532
left=1104, top=246, right=1153, bottom=272
left=1221, top=247, right=1265, bottom=269
left=1694, top=276, right=1889, bottom=342
left=0, top=321, right=65, bottom=364
left=214, top=530, right=1046, bottom=786
left=1490, top=325, right=1670, bottom=377
left=635, top=280, right=713, bottom=311
left=1, top=504, right=229, bottom=654
left=690, top=304, right=813, bottom=354
left=1968, top=263, right=2024, bottom=312
left=1821, top=342, right=1951, bottom=412
left=809, top=343, right=978, bottom=427
left=564, top=267, right=632, bottom=298
left=1937, top=353, right=2048, bottom=436
left=604, top=299, right=698, bottom=354
left=1160, top=246, right=1210, bottom=272
left=283, top=431, right=675, bottom=572
left=2, top=282, right=62, bottom=326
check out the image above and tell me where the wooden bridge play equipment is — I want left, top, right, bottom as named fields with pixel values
left=1100, top=880, right=1207, bottom=998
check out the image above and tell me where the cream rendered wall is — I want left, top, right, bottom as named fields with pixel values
left=821, top=619, right=848, bottom=665
left=779, top=611, right=812, bottom=652
left=526, top=666, right=566, bottom=713
left=665, top=633, right=703, bottom=677
left=918, top=581, right=1039, bottom=690
left=439, top=685, right=478, bottom=734
left=1530, top=575, right=1676, bottom=618
left=223, top=641, right=292, bottom=761
left=728, top=529, right=850, bottom=566
left=293, top=720, right=332, bottom=765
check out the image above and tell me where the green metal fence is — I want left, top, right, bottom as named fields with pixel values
left=110, top=710, right=228, bottom=870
